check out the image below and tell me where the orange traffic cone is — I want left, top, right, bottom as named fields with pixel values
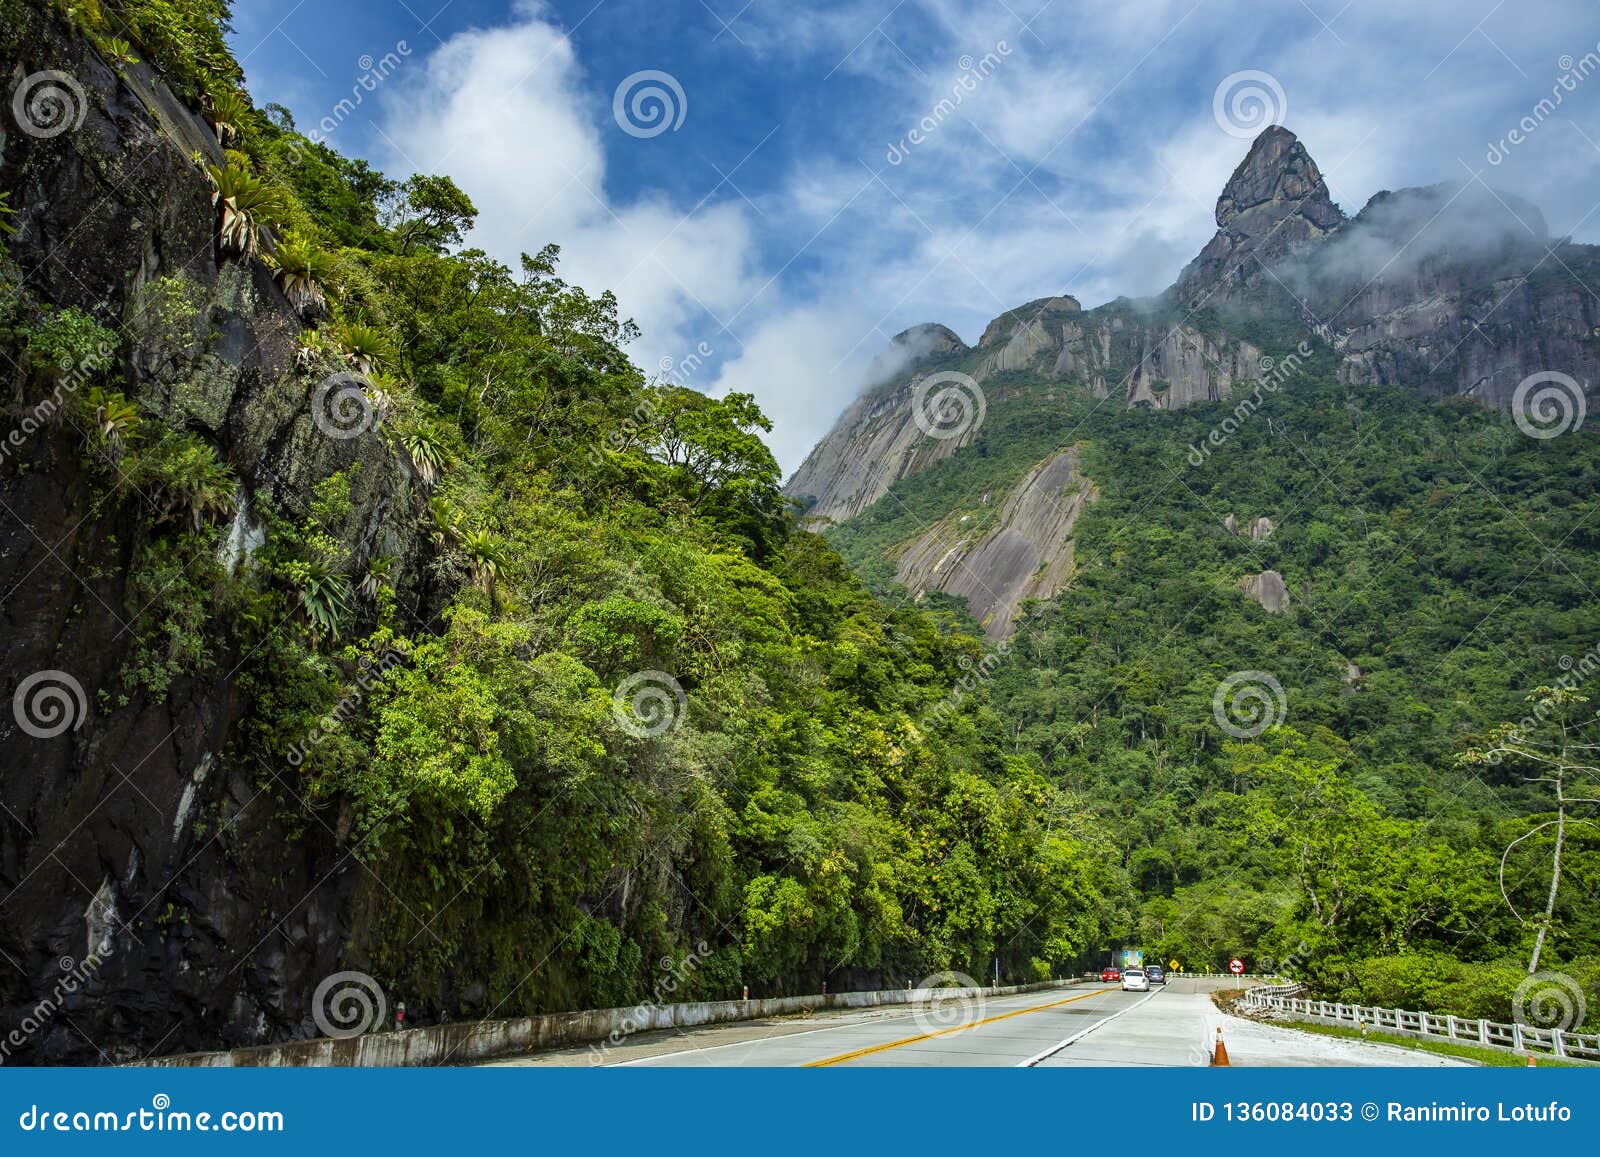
left=1527, top=1053, right=1536, bottom=1067
left=1212, top=1026, right=1230, bottom=1067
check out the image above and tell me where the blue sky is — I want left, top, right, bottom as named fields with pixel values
left=231, top=0, right=1600, bottom=470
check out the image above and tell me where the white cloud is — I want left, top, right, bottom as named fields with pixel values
left=364, top=0, right=1600, bottom=476
left=371, top=4, right=760, bottom=386
left=709, top=302, right=888, bottom=471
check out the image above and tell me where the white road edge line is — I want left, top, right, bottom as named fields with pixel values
left=1017, top=988, right=1162, bottom=1067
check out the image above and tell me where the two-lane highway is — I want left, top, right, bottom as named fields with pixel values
left=483, top=975, right=1470, bottom=1067
left=488, top=978, right=1216, bottom=1068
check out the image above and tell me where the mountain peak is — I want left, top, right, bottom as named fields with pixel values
left=1177, top=126, right=1345, bottom=306
left=1215, top=126, right=1336, bottom=227
left=979, top=295, right=1082, bottom=347
left=890, top=322, right=968, bottom=359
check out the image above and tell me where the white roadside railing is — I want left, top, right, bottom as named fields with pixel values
left=1242, top=984, right=1600, bottom=1062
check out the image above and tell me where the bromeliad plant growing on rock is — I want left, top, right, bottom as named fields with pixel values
left=128, top=434, right=237, bottom=531
left=205, top=89, right=252, bottom=146
left=335, top=321, right=393, bottom=376
left=398, top=424, right=448, bottom=487
left=82, top=387, right=142, bottom=465
left=459, top=529, right=508, bottom=597
left=268, top=233, right=339, bottom=321
left=287, top=558, right=354, bottom=639
left=206, top=163, right=292, bottom=261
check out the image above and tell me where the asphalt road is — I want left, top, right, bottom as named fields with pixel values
left=482, top=976, right=1468, bottom=1068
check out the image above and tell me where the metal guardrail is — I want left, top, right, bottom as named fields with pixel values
left=1242, top=983, right=1600, bottom=1062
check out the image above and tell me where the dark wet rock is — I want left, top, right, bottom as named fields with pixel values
left=0, top=8, right=434, bottom=1062
left=1176, top=126, right=1345, bottom=308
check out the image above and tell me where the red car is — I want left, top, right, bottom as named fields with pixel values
left=1100, top=967, right=1121, bottom=982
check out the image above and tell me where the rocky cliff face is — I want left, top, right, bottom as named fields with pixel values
left=892, top=449, right=1096, bottom=638
left=0, top=12, right=434, bottom=1061
left=1310, top=183, right=1600, bottom=406
left=790, top=302, right=1269, bottom=524
left=786, top=324, right=982, bottom=524
left=1175, top=124, right=1345, bottom=309
left=788, top=125, right=1600, bottom=608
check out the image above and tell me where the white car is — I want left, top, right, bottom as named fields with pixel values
left=1121, top=968, right=1150, bottom=992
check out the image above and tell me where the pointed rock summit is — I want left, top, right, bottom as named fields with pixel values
left=788, top=120, right=1600, bottom=533
left=1176, top=126, right=1344, bottom=306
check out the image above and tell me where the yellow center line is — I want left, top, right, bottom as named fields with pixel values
left=804, top=986, right=1116, bottom=1067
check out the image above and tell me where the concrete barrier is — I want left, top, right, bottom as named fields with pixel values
left=137, top=978, right=1078, bottom=1068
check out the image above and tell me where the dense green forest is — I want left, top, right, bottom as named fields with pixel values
left=829, top=333, right=1600, bottom=1020
left=2, top=0, right=1120, bottom=1020
left=9, top=0, right=1597, bottom=1033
